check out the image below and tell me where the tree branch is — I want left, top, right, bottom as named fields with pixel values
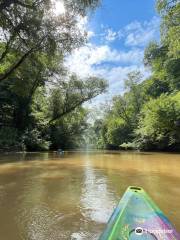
left=0, top=48, right=34, bottom=81
left=49, top=93, right=100, bottom=124
left=0, top=33, right=16, bottom=62
left=0, top=35, right=47, bottom=82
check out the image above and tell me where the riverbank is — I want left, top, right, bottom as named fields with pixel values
left=1, top=147, right=180, bottom=154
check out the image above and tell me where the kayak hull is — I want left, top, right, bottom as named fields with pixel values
left=99, top=186, right=179, bottom=240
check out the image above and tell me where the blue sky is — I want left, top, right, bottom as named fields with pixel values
left=66, top=0, right=160, bottom=104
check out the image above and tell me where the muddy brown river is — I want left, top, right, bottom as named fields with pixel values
left=0, top=151, right=179, bottom=239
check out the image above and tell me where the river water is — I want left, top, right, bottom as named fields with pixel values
left=0, top=151, right=179, bottom=239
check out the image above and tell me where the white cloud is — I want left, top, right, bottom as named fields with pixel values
left=66, top=44, right=149, bottom=99
left=87, top=30, right=95, bottom=39
left=83, top=64, right=150, bottom=108
left=105, top=29, right=118, bottom=42
left=76, top=16, right=95, bottom=40
left=66, top=43, right=144, bottom=78
left=100, top=16, right=160, bottom=46
left=94, top=65, right=150, bottom=95
left=124, top=16, right=160, bottom=46
left=65, top=16, right=157, bottom=104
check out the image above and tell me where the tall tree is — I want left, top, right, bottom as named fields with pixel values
left=0, top=0, right=100, bottom=81
left=144, top=0, right=180, bottom=90
left=0, top=0, right=106, bottom=151
left=48, top=75, right=107, bottom=124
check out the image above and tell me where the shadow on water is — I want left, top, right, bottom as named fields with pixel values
left=0, top=151, right=69, bottom=165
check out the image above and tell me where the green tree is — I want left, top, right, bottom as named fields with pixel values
left=48, top=75, right=107, bottom=124
left=90, top=71, right=144, bottom=149
left=142, top=77, right=170, bottom=98
left=91, top=0, right=180, bottom=151
left=144, top=0, right=180, bottom=90
left=157, top=0, right=180, bottom=58
left=0, top=0, right=106, bottom=151
left=0, top=0, right=100, bottom=81
left=49, top=107, right=88, bottom=150
left=136, top=92, right=180, bottom=151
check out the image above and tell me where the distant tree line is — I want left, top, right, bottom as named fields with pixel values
left=88, top=0, right=180, bottom=151
left=0, top=0, right=107, bottom=151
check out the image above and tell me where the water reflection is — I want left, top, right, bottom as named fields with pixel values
left=0, top=152, right=179, bottom=240
left=80, top=155, right=116, bottom=223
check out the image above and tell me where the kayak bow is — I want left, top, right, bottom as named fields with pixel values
left=99, top=186, right=179, bottom=240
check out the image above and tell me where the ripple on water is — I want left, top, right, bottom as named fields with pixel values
left=16, top=203, right=66, bottom=240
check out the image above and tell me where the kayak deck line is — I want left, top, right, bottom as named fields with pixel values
left=98, top=186, right=179, bottom=240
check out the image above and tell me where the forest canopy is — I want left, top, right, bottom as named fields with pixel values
left=0, top=0, right=179, bottom=152
left=88, top=0, right=180, bottom=151
left=0, top=0, right=106, bottom=151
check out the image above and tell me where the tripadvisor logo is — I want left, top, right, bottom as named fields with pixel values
left=134, top=227, right=173, bottom=236
left=135, top=227, right=144, bottom=235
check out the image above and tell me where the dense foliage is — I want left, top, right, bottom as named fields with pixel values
left=0, top=0, right=179, bottom=152
left=90, top=0, right=180, bottom=151
left=0, top=0, right=106, bottom=151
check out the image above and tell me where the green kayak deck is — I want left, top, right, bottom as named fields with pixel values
left=99, top=186, right=179, bottom=240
